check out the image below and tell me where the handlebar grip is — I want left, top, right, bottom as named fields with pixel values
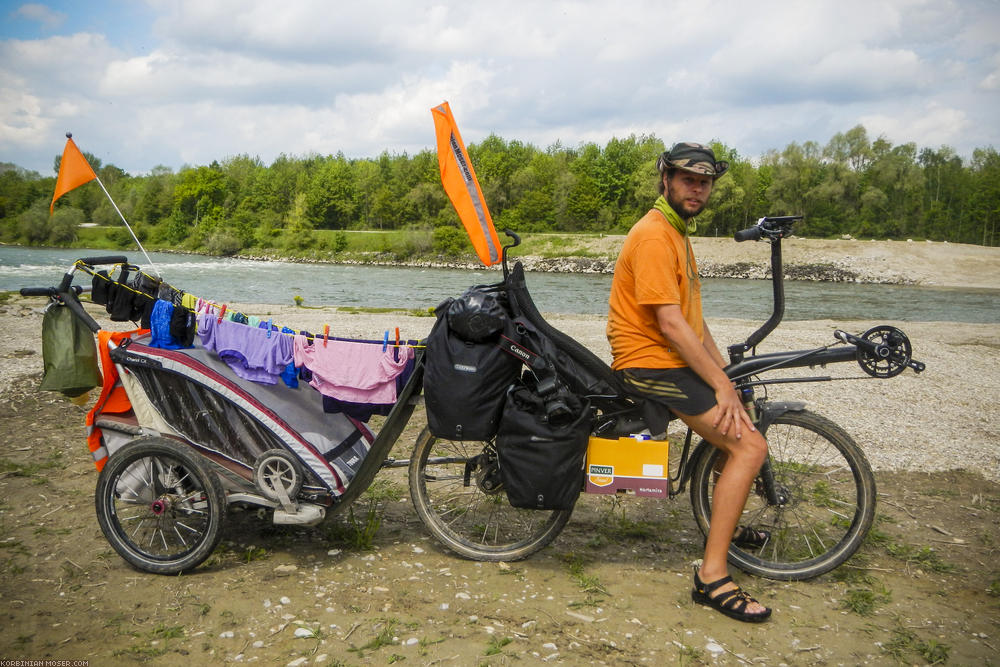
left=20, top=287, right=57, bottom=297
left=734, top=226, right=762, bottom=242
left=78, top=255, right=128, bottom=266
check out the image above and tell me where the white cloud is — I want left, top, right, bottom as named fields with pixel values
left=0, top=0, right=997, bottom=174
left=11, top=3, right=66, bottom=30
left=859, top=104, right=970, bottom=149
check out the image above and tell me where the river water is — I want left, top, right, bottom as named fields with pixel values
left=1, top=246, right=997, bottom=323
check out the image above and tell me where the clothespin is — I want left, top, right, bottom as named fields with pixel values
left=266, top=318, right=272, bottom=338
left=383, top=330, right=389, bottom=352
left=323, top=324, right=329, bottom=347
left=395, top=327, right=400, bottom=347
left=217, top=304, right=227, bottom=324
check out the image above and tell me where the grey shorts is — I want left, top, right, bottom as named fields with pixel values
left=617, top=367, right=717, bottom=432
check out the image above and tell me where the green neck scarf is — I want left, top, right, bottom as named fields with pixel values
left=654, top=196, right=697, bottom=235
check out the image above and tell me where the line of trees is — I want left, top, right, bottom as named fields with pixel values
left=1, top=125, right=997, bottom=253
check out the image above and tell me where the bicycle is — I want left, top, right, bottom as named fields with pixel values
left=20, top=216, right=923, bottom=579
left=407, top=216, right=925, bottom=581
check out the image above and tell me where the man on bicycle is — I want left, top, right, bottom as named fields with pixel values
left=607, top=142, right=772, bottom=622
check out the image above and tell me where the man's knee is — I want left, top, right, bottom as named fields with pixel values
left=725, top=431, right=768, bottom=467
left=740, top=431, right=768, bottom=466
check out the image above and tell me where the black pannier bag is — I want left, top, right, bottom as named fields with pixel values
left=496, top=383, right=591, bottom=510
left=423, top=290, right=522, bottom=441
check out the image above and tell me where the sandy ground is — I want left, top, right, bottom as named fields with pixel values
left=1, top=239, right=998, bottom=665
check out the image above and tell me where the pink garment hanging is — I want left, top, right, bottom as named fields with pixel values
left=293, top=335, right=413, bottom=404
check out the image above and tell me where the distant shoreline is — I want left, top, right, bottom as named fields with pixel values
left=5, top=236, right=999, bottom=289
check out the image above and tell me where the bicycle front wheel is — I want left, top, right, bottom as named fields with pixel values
left=408, top=427, right=572, bottom=561
left=690, top=409, right=876, bottom=581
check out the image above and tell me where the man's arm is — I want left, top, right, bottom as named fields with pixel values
left=701, top=320, right=728, bottom=369
left=653, top=304, right=754, bottom=438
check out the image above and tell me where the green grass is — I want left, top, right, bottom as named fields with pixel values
left=484, top=636, right=513, bottom=656
left=884, top=542, right=955, bottom=573
left=882, top=624, right=950, bottom=664
left=561, top=553, right=610, bottom=603
left=241, top=545, right=268, bottom=563
left=0, top=451, right=65, bottom=480
left=841, top=584, right=891, bottom=616
left=349, top=618, right=399, bottom=656
left=65, top=226, right=618, bottom=262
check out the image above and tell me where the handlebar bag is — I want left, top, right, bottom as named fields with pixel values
left=39, top=303, right=102, bottom=398
left=496, top=383, right=591, bottom=510
left=424, top=297, right=521, bottom=441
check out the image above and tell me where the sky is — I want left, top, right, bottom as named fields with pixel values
left=1, top=0, right=998, bottom=176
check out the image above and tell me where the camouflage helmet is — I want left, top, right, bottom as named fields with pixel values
left=656, top=142, right=729, bottom=179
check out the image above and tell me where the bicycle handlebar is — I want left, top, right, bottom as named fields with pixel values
left=734, top=216, right=804, bottom=243
left=19, top=285, right=85, bottom=298
left=734, top=226, right=762, bottom=242
left=20, top=287, right=58, bottom=297
left=78, top=255, right=128, bottom=266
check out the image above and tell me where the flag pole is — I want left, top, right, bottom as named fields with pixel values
left=62, top=132, right=160, bottom=277
left=92, top=174, right=159, bottom=277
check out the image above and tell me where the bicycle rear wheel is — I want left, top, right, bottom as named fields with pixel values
left=690, top=409, right=876, bottom=580
left=408, top=427, right=572, bottom=561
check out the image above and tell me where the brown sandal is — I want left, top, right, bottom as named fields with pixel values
left=692, top=569, right=772, bottom=623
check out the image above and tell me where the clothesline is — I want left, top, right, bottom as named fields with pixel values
left=76, top=260, right=425, bottom=349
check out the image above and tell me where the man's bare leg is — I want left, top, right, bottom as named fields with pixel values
left=675, top=405, right=769, bottom=616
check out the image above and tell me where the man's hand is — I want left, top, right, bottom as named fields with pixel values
left=712, top=385, right=756, bottom=439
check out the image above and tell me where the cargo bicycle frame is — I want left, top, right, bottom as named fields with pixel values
left=407, top=217, right=925, bottom=581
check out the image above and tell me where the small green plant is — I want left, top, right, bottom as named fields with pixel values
left=346, top=502, right=382, bottom=550
left=919, top=639, right=951, bottom=664
left=884, top=542, right=955, bottom=573
left=987, top=577, right=1000, bottom=597
left=882, top=625, right=950, bottom=664
left=675, top=641, right=704, bottom=666
left=242, top=545, right=268, bottom=563
left=151, top=624, right=185, bottom=640
left=484, top=636, right=513, bottom=656
left=562, top=554, right=608, bottom=595
left=841, top=584, right=891, bottom=616
left=349, top=618, right=399, bottom=656
left=333, top=230, right=349, bottom=253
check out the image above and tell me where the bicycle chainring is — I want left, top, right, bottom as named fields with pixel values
left=856, top=326, right=912, bottom=378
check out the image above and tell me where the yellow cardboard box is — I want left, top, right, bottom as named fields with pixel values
left=584, top=436, right=670, bottom=498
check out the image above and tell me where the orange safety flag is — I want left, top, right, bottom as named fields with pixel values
left=431, top=102, right=502, bottom=266
left=50, top=133, right=97, bottom=214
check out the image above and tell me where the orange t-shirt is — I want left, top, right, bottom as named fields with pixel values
left=606, top=209, right=703, bottom=369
